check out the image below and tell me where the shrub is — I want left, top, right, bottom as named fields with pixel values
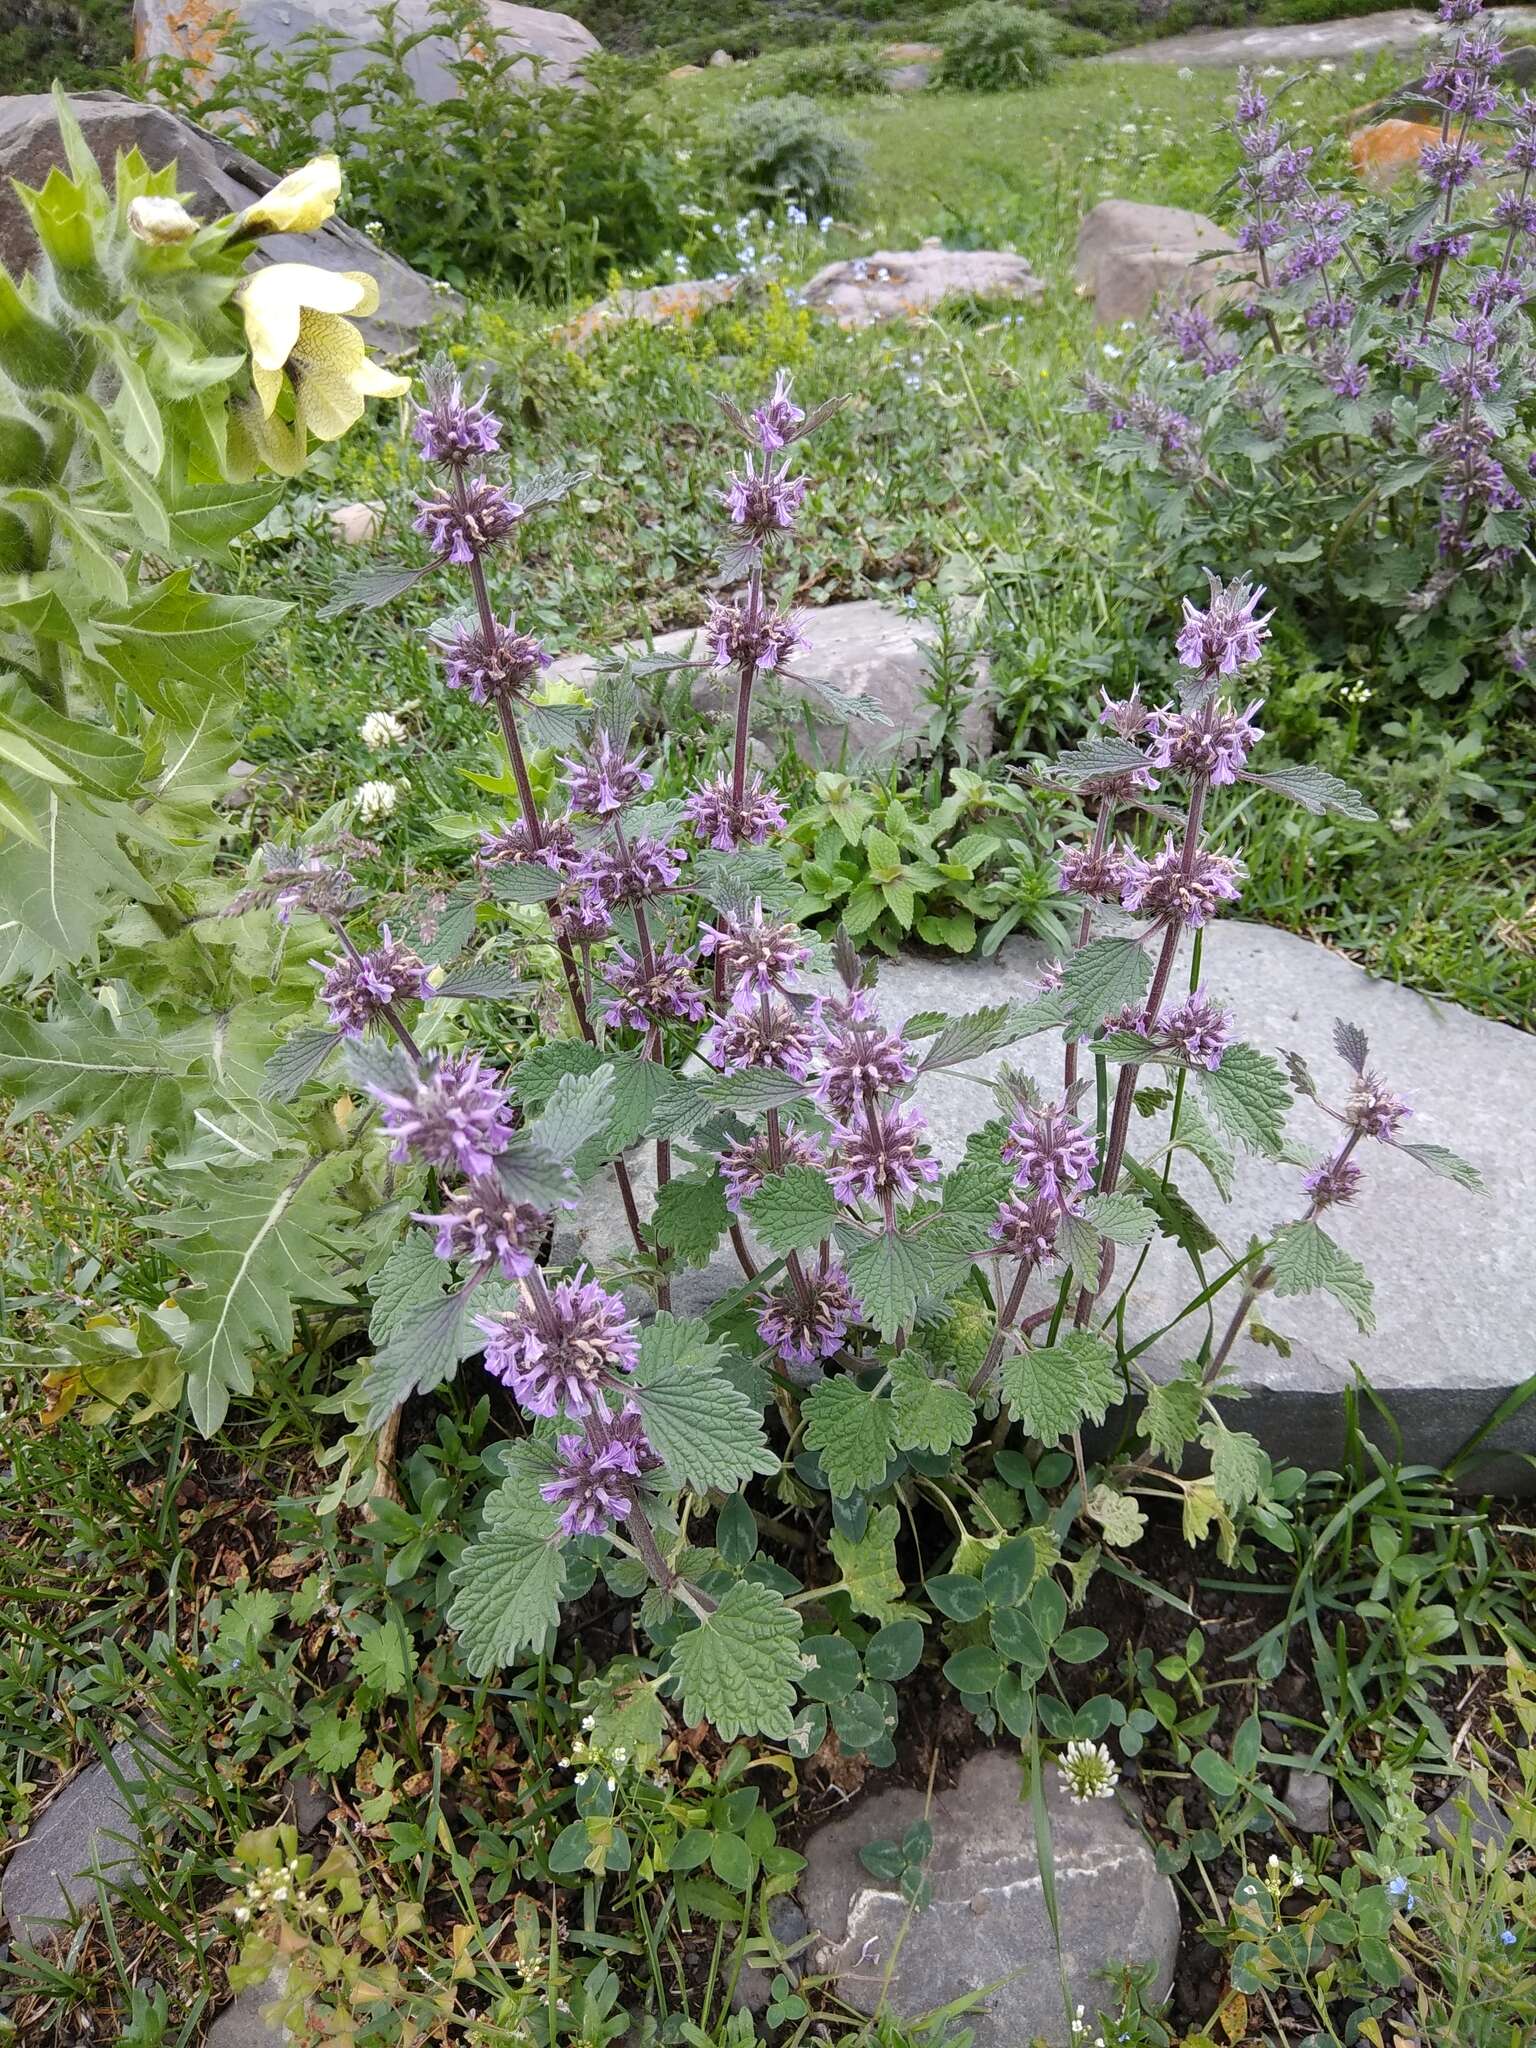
left=0, top=0, right=131, bottom=93
left=779, top=41, right=892, bottom=97
left=210, top=356, right=1481, bottom=1760
left=1080, top=0, right=1536, bottom=704
left=143, top=0, right=723, bottom=295
left=727, top=94, right=865, bottom=216
left=936, top=1, right=1063, bottom=90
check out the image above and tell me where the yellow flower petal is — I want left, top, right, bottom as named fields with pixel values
left=237, top=262, right=373, bottom=372
left=239, top=154, right=343, bottom=236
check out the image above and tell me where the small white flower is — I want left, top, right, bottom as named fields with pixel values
left=786, top=202, right=808, bottom=226
left=1177, top=65, right=1193, bottom=80
left=581, top=1714, right=595, bottom=1730
left=1261, top=64, right=1282, bottom=76
left=574, top=1768, right=589, bottom=1785
left=1319, top=61, right=1336, bottom=73
left=1060, top=1738, right=1120, bottom=1804
left=360, top=709, right=406, bottom=750
left=675, top=148, right=692, bottom=163
left=1102, top=342, right=1123, bottom=360
left=818, top=214, right=834, bottom=233
left=1353, top=69, right=1367, bottom=81
left=355, top=778, right=399, bottom=822
left=234, top=1905, right=250, bottom=1923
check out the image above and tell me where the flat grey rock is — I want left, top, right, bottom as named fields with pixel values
left=571, top=922, right=1534, bottom=1484
left=0, top=92, right=455, bottom=354
left=545, top=597, right=992, bottom=765
left=801, top=243, right=1043, bottom=328
left=206, top=1968, right=292, bottom=2045
left=799, top=1749, right=1179, bottom=2048
left=1076, top=199, right=1242, bottom=326
left=133, top=0, right=598, bottom=96
left=1, top=1733, right=155, bottom=1942
left=1431, top=1782, right=1510, bottom=1853
left=884, top=63, right=932, bottom=92
left=1283, top=1768, right=1332, bottom=1835
left=1103, top=8, right=1536, bottom=68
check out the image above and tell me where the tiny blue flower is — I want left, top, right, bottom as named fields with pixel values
left=1386, top=1875, right=1409, bottom=1896
left=1501, top=1926, right=1517, bottom=1947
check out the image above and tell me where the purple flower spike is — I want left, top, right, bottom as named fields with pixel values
left=477, top=815, right=580, bottom=876
left=575, top=836, right=685, bottom=906
left=1099, top=685, right=1152, bottom=739
left=704, top=597, right=807, bottom=673
left=1119, top=837, right=1245, bottom=929
left=561, top=732, right=654, bottom=818
left=371, top=1051, right=516, bottom=1178
left=682, top=771, right=788, bottom=851
left=416, top=1178, right=551, bottom=1278
left=1145, top=699, right=1264, bottom=785
left=1002, top=1101, right=1098, bottom=1209
left=1303, top=1156, right=1365, bottom=1212
left=601, top=943, right=706, bottom=1030
left=478, top=1268, right=639, bottom=1418
left=699, top=900, right=810, bottom=997
left=718, top=1125, right=825, bottom=1213
left=816, top=992, right=918, bottom=1116
left=413, top=477, right=525, bottom=565
left=702, top=991, right=819, bottom=1081
left=315, top=927, right=433, bottom=1037
left=992, top=1191, right=1063, bottom=1266
left=757, top=1266, right=859, bottom=1372
left=1176, top=573, right=1272, bottom=680
left=751, top=369, right=806, bottom=452
left=724, top=466, right=809, bottom=541
left=1159, top=987, right=1232, bottom=1070
left=830, top=1102, right=941, bottom=1208
left=1348, top=1071, right=1411, bottom=1142
left=1420, top=138, right=1484, bottom=192
left=413, top=371, right=502, bottom=466
left=548, top=883, right=615, bottom=946
left=539, top=1408, right=660, bottom=1538
left=438, top=615, right=551, bottom=705
left=1058, top=842, right=1131, bottom=903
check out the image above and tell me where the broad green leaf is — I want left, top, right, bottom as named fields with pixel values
left=0, top=788, right=157, bottom=968
left=1198, top=1044, right=1291, bottom=1158
left=831, top=1503, right=905, bottom=1621
left=1397, top=1141, right=1483, bottom=1191
left=1000, top=1331, right=1121, bottom=1443
left=1081, top=1191, right=1155, bottom=1248
left=154, top=1153, right=356, bottom=1434
left=1200, top=1422, right=1270, bottom=1510
left=654, top=1170, right=730, bottom=1264
left=667, top=1580, right=803, bottom=1741
left=798, top=1632, right=861, bottom=1703
left=1121, top=1157, right=1219, bottom=1259
left=0, top=689, right=140, bottom=802
left=746, top=1166, right=839, bottom=1256
left=1268, top=1219, right=1375, bottom=1333
left=1062, top=938, right=1150, bottom=1036
left=485, top=860, right=563, bottom=905
left=167, top=478, right=284, bottom=558
left=528, top=1065, right=612, bottom=1169
left=1170, top=1093, right=1235, bottom=1200
left=0, top=974, right=193, bottom=1152
left=367, top=1230, right=448, bottom=1346
left=1086, top=1484, right=1147, bottom=1546
left=510, top=1038, right=605, bottom=1109
left=804, top=1377, right=897, bottom=1496
left=888, top=1356, right=975, bottom=1456
left=448, top=1480, right=567, bottom=1675
left=629, top=1329, right=776, bottom=1492
left=865, top=1618, right=923, bottom=1682
left=359, top=1281, right=484, bottom=1431
left=1139, top=1370, right=1206, bottom=1460
left=260, top=1026, right=342, bottom=1103
left=1242, top=761, right=1376, bottom=822
left=95, top=573, right=290, bottom=717
left=845, top=1228, right=970, bottom=1342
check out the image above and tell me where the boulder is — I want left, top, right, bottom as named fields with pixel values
left=1, top=1729, right=158, bottom=1941
left=884, top=64, right=932, bottom=93
left=551, top=277, right=742, bottom=349
left=799, top=1750, right=1179, bottom=2048
left=544, top=596, right=991, bottom=765
left=1283, top=1768, right=1333, bottom=1835
left=668, top=63, right=704, bottom=78
left=565, top=920, right=1536, bottom=1487
left=133, top=0, right=598, bottom=96
left=881, top=41, right=944, bottom=62
left=708, top=48, right=735, bottom=67
left=1350, top=118, right=1443, bottom=194
left=1075, top=199, right=1243, bottom=326
left=205, top=1969, right=292, bottom=2045
left=801, top=240, right=1042, bottom=327
left=1102, top=8, right=1502, bottom=69
left=0, top=92, right=455, bottom=354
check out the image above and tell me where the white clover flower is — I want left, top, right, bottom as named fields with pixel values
left=1177, top=64, right=1193, bottom=80
left=1060, top=1738, right=1120, bottom=1804
left=360, top=709, right=406, bottom=749
left=1319, top=60, right=1336, bottom=72
left=234, top=1904, right=250, bottom=1922
left=355, top=778, right=400, bottom=822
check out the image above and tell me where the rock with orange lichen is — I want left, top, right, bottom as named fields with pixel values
left=550, top=277, right=743, bottom=349
left=1350, top=117, right=1444, bottom=193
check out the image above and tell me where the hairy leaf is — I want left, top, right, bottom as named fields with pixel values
left=510, top=1039, right=605, bottom=1110
left=1048, top=734, right=1152, bottom=783
left=1269, top=1219, right=1375, bottom=1333
left=434, top=959, right=535, bottom=1001
left=889, top=1356, right=975, bottom=1456
left=1332, top=1018, right=1369, bottom=1075
left=260, top=1026, right=342, bottom=1104
left=1062, top=937, right=1151, bottom=1036
left=654, top=1171, right=730, bottom=1263
left=1241, top=762, right=1377, bottom=822
left=1122, top=1157, right=1219, bottom=1258
left=360, top=1281, right=486, bottom=1431
left=486, top=859, right=564, bottom=905
left=1086, top=1484, right=1147, bottom=1547
left=1081, top=1191, right=1155, bottom=1247
left=448, top=1482, right=567, bottom=1674
left=831, top=1503, right=905, bottom=1621
left=746, top=1166, right=839, bottom=1255
left=316, top=563, right=430, bottom=618
left=1397, top=1140, right=1483, bottom=1191
left=1000, top=1331, right=1121, bottom=1442
left=1200, top=1422, right=1270, bottom=1511
left=1198, top=1043, right=1291, bottom=1157
left=629, top=1335, right=776, bottom=1492
left=531, top=1067, right=614, bottom=1168
left=667, top=1581, right=802, bottom=1741
left=804, top=1378, right=897, bottom=1496
left=1139, top=1371, right=1206, bottom=1460
left=367, top=1231, right=448, bottom=1346
left=0, top=976, right=194, bottom=1153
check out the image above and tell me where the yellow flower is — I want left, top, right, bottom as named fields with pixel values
left=236, top=155, right=343, bottom=238
left=236, top=261, right=409, bottom=444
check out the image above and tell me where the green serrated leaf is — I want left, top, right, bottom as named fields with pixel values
left=746, top=1166, right=839, bottom=1256
left=1000, top=1331, right=1121, bottom=1443
left=1397, top=1141, right=1483, bottom=1191
left=1200, top=1422, right=1270, bottom=1510
left=1199, top=1044, right=1291, bottom=1158
left=804, top=1378, right=897, bottom=1496
left=831, top=1503, right=905, bottom=1621
left=1062, top=938, right=1150, bottom=1036
left=1139, top=1370, right=1206, bottom=1460
left=629, top=1327, right=776, bottom=1492
left=260, top=1026, right=341, bottom=1103
left=0, top=976, right=194, bottom=1153
left=1269, top=1219, right=1375, bottom=1333
left=448, top=1481, right=567, bottom=1675
left=667, top=1580, right=802, bottom=1741
left=1081, top=1191, right=1155, bottom=1247
left=367, top=1231, right=447, bottom=1346
left=889, top=1356, right=975, bottom=1456
left=654, top=1170, right=730, bottom=1264
left=1242, top=761, right=1377, bottom=822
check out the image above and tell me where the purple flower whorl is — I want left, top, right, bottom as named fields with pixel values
left=757, top=1265, right=860, bottom=1372
left=479, top=1269, right=640, bottom=1419
left=315, top=928, right=433, bottom=1038
left=370, top=1051, right=516, bottom=1179
left=539, top=1408, right=660, bottom=1538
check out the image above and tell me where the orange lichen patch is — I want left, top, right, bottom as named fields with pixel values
left=1350, top=119, right=1445, bottom=194
left=134, top=0, right=231, bottom=73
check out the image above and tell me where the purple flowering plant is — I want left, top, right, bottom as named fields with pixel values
left=278, top=367, right=1480, bottom=1750
left=1083, top=0, right=1536, bottom=691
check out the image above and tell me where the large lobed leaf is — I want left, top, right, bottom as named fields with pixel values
left=667, top=1580, right=803, bottom=1741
